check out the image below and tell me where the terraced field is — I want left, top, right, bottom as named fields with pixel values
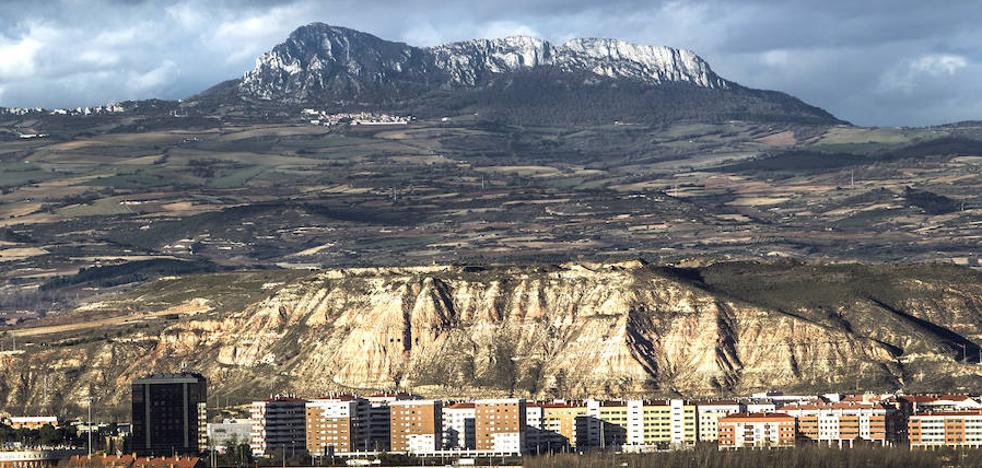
left=0, top=110, right=980, bottom=323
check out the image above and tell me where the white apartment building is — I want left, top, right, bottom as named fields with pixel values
left=442, top=402, right=476, bottom=449
left=745, top=400, right=778, bottom=414
left=206, top=419, right=252, bottom=451
left=695, top=401, right=744, bottom=442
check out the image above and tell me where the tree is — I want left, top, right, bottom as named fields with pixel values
left=39, top=424, right=60, bottom=447
left=0, top=424, right=14, bottom=444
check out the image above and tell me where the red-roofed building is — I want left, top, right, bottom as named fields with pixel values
left=718, top=413, right=796, bottom=449
left=779, top=401, right=899, bottom=446
left=58, top=455, right=204, bottom=468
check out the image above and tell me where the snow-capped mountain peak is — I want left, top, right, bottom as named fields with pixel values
left=238, top=23, right=728, bottom=100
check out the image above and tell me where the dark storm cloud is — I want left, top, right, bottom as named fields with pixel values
left=0, top=0, right=979, bottom=126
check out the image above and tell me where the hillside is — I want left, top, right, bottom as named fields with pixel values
left=0, top=260, right=979, bottom=419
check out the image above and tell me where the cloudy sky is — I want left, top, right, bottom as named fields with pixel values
left=0, top=0, right=979, bottom=127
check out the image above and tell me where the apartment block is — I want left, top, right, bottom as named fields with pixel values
left=896, top=395, right=982, bottom=415
left=306, top=396, right=369, bottom=454
left=365, top=393, right=416, bottom=451
left=780, top=401, right=896, bottom=446
left=442, top=402, right=476, bottom=450
left=250, top=396, right=308, bottom=457
left=524, top=402, right=585, bottom=452
left=131, top=372, right=208, bottom=456
left=909, top=411, right=982, bottom=448
left=745, top=400, right=778, bottom=414
left=539, top=402, right=588, bottom=449
left=624, top=399, right=697, bottom=451
left=694, top=401, right=743, bottom=442
left=718, top=413, right=796, bottom=449
left=390, top=400, right=442, bottom=454
left=584, top=400, right=628, bottom=449
left=475, top=399, right=526, bottom=454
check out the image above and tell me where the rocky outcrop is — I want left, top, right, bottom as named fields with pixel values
left=238, top=23, right=727, bottom=102
left=0, top=261, right=979, bottom=417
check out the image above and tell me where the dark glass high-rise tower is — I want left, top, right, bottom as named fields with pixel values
left=131, top=372, right=207, bottom=455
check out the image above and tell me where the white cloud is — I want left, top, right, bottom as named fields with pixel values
left=880, top=53, right=969, bottom=94
left=0, top=36, right=42, bottom=80
left=78, top=49, right=120, bottom=67
left=166, top=2, right=205, bottom=30
left=759, top=49, right=791, bottom=67
left=128, top=60, right=177, bottom=93
left=0, top=0, right=978, bottom=126
left=211, top=4, right=310, bottom=64
left=911, top=54, right=967, bottom=76
left=402, top=22, right=446, bottom=47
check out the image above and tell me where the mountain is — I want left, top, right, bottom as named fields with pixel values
left=196, top=23, right=841, bottom=125
left=2, top=260, right=979, bottom=417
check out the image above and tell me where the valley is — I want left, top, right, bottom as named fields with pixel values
left=0, top=23, right=979, bottom=418
left=1, top=112, right=981, bottom=319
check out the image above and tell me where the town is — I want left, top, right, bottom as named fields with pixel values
left=301, top=109, right=414, bottom=126
left=0, top=372, right=980, bottom=467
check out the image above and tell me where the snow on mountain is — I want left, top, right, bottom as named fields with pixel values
left=238, top=23, right=728, bottom=101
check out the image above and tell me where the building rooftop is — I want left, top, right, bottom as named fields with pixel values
left=132, top=372, right=206, bottom=385
left=256, top=395, right=308, bottom=403
left=445, top=402, right=476, bottom=409
left=691, top=399, right=741, bottom=406
left=780, top=401, right=889, bottom=411
left=720, top=412, right=795, bottom=422
left=60, top=455, right=203, bottom=468
left=897, top=394, right=976, bottom=403
left=911, top=410, right=982, bottom=417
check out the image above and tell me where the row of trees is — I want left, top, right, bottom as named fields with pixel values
left=0, top=422, right=120, bottom=449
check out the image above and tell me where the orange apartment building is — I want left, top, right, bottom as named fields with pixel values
left=364, top=393, right=417, bottom=451
left=389, top=400, right=442, bottom=454
left=305, top=396, right=369, bottom=455
left=909, top=410, right=982, bottom=448
left=475, top=399, right=526, bottom=454
left=718, top=413, right=796, bottom=449
left=780, top=401, right=897, bottom=446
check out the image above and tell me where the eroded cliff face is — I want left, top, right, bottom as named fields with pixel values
left=0, top=261, right=979, bottom=417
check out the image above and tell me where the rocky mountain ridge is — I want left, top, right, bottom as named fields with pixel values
left=208, top=23, right=840, bottom=125
left=239, top=24, right=727, bottom=101
left=0, top=261, right=978, bottom=418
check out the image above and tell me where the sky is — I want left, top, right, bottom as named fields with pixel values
left=0, top=0, right=980, bottom=127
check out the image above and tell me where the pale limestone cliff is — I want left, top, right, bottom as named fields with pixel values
left=0, top=261, right=979, bottom=417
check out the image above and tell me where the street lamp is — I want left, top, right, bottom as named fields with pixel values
left=86, top=395, right=95, bottom=455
